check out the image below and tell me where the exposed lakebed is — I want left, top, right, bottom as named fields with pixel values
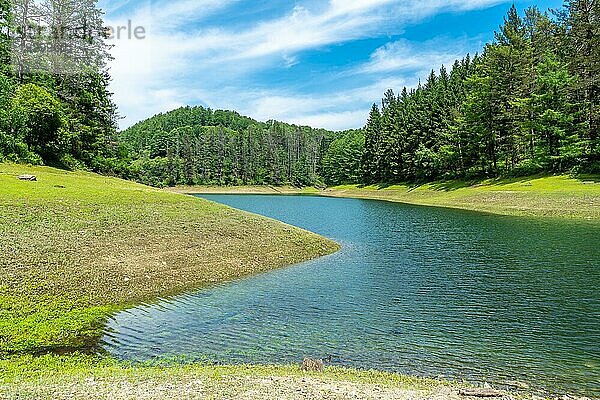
left=102, top=195, right=600, bottom=396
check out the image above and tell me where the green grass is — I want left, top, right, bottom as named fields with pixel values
left=171, top=175, right=600, bottom=220
left=324, top=175, right=600, bottom=220
left=0, top=163, right=339, bottom=355
left=0, top=354, right=445, bottom=389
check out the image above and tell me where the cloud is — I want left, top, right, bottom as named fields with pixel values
left=231, top=77, right=407, bottom=130
left=102, top=0, right=507, bottom=129
left=288, top=110, right=369, bottom=131
left=358, top=37, right=484, bottom=76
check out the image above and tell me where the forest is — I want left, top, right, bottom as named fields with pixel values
left=0, top=0, right=120, bottom=172
left=0, top=1, right=598, bottom=187
left=118, top=107, right=361, bottom=187
left=361, top=3, right=600, bottom=182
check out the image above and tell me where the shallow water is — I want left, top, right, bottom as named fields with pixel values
left=102, top=195, right=600, bottom=396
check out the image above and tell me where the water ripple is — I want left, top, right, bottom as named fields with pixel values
left=102, top=195, right=600, bottom=397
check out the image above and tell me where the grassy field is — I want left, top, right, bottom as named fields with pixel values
left=172, top=175, right=600, bottom=220
left=0, top=163, right=339, bottom=355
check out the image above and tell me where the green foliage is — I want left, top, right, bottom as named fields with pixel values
left=365, top=2, right=599, bottom=182
left=556, top=0, right=600, bottom=164
left=119, top=107, right=338, bottom=187
left=0, top=0, right=10, bottom=71
left=322, top=130, right=364, bottom=185
left=0, top=0, right=118, bottom=171
left=12, top=83, right=66, bottom=162
left=58, top=71, right=119, bottom=169
left=0, top=299, right=116, bottom=354
left=0, top=76, right=41, bottom=163
left=1, top=0, right=598, bottom=188
left=362, top=104, right=382, bottom=183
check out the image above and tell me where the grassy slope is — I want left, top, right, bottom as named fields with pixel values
left=0, top=163, right=339, bottom=354
left=172, top=175, right=600, bottom=220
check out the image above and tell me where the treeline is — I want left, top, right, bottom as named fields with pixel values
left=118, top=106, right=345, bottom=187
left=361, top=2, right=600, bottom=183
left=0, top=0, right=119, bottom=171
left=2, top=1, right=598, bottom=189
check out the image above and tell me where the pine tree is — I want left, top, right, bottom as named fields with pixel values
left=493, top=5, right=532, bottom=170
left=533, top=51, right=578, bottom=170
left=558, top=0, right=600, bottom=167
left=463, top=61, right=498, bottom=175
left=362, top=104, right=382, bottom=183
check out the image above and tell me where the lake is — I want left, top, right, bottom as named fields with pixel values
left=102, top=195, right=600, bottom=396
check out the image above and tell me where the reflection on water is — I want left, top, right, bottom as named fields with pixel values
left=102, top=195, right=600, bottom=396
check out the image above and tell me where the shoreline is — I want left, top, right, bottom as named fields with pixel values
left=2, top=355, right=596, bottom=400
left=0, top=355, right=526, bottom=400
left=0, top=163, right=339, bottom=355
left=167, top=175, right=600, bottom=221
left=2, top=165, right=597, bottom=399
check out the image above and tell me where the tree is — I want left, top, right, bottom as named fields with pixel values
left=532, top=51, right=579, bottom=170
left=12, top=83, right=66, bottom=163
left=361, top=104, right=382, bottom=183
left=118, top=106, right=338, bottom=187
left=0, top=0, right=10, bottom=72
left=491, top=5, right=532, bottom=171
left=0, top=0, right=118, bottom=170
left=557, top=0, right=600, bottom=168
left=322, top=130, right=364, bottom=185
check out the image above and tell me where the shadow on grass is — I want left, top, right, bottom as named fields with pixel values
left=428, top=181, right=474, bottom=191
left=356, top=182, right=421, bottom=191
left=468, top=173, right=570, bottom=188
left=359, top=181, right=473, bottom=192
left=348, top=173, right=599, bottom=194
left=574, top=174, right=600, bottom=183
left=357, top=173, right=573, bottom=193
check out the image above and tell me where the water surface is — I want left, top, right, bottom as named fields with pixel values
left=103, top=195, right=600, bottom=396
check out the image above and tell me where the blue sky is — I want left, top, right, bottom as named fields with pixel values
left=99, top=0, right=564, bottom=130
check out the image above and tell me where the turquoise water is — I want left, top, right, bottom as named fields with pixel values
left=102, top=195, right=600, bottom=396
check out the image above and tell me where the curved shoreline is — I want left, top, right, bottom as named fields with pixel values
left=0, top=163, right=338, bottom=355
left=167, top=175, right=600, bottom=221
left=1, top=165, right=597, bottom=399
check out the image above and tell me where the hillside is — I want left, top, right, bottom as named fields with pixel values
left=118, top=106, right=362, bottom=187
left=0, top=163, right=338, bottom=355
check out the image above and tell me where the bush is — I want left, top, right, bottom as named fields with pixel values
left=0, top=131, right=43, bottom=164
left=508, top=159, right=545, bottom=177
left=12, top=83, right=66, bottom=163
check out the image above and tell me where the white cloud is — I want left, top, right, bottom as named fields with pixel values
left=289, top=110, right=369, bottom=131
left=103, top=0, right=506, bottom=129
left=358, top=37, right=484, bottom=75
left=228, top=77, right=406, bottom=130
